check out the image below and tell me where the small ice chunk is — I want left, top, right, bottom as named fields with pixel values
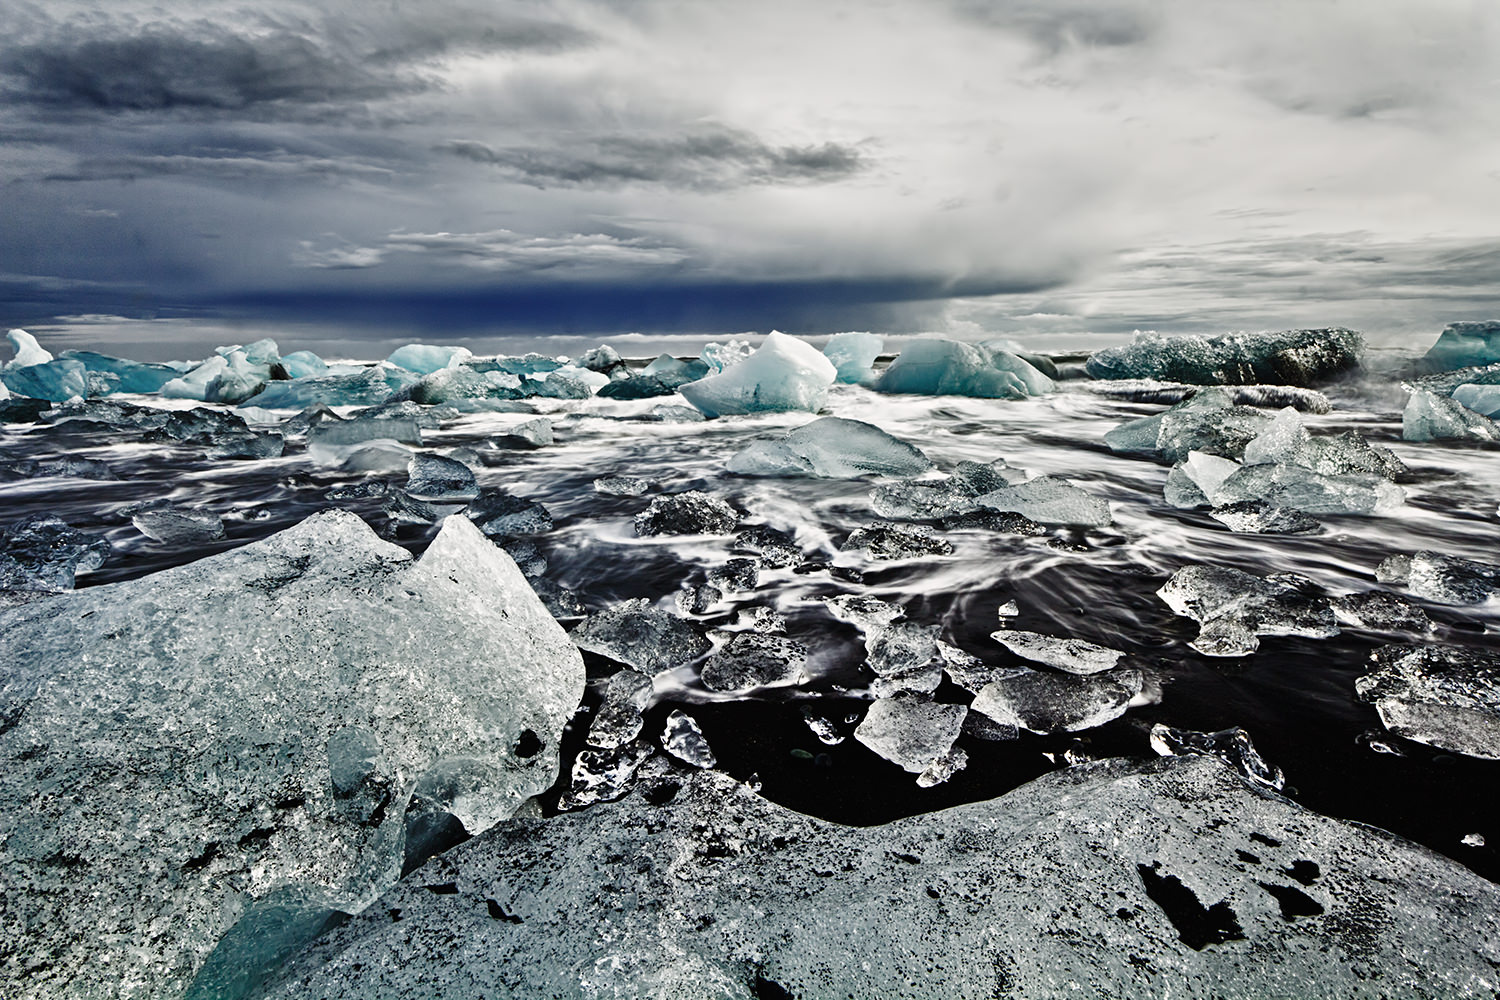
left=661, top=710, right=716, bottom=768
left=573, top=345, right=624, bottom=374
left=594, top=475, right=652, bottom=497
left=1157, top=565, right=1338, bottom=657
left=869, top=481, right=978, bottom=521
left=1149, top=724, right=1284, bottom=791
left=1452, top=383, right=1500, bottom=417
left=498, top=538, right=546, bottom=577
left=572, top=599, right=710, bottom=672
left=559, top=740, right=654, bottom=809
left=854, top=695, right=967, bottom=773
left=1331, top=591, right=1434, bottom=633
left=494, top=417, right=553, bottom=449
left=823, top=331, right=883, bottom=384
left=1402, top=551, right=1500, bottom=605
left=676, top=584, right=721, bottom=615
left=129, top=503, right=225, bottom=544
left=1462, top=833, right=1487, bottom=848
left=842, top=521, right=954, bottom=560
left=728, top=417, right=932, bottom=479
left=737, top=606, right=786, bottom=633
left=1085, top=328, right=1363, bottom=386
left=1402, top=388, right=1500, bottom=442
left=384, top=490, right=440, bottom=525
left=1168, top=451, right=1242, bottom=508
left=866, top=622, right=941, bottom=677
left=0, top=516, right=110, bottom=592
left=634, top=492, right=739, bottom=536
left=707, top=558, right=760, bottom=594
left=406, top=454, right=479, bottom=501
left=679, top=332, right=836, bottom=418
left=970, top=667, right=1142, bottom=734
left=733, top=525, right=801, bottom=567
left=588, top=669, right=654, bottom=750
left=699, top=339, right=753, bottom=374
left=998, top=601, right=1020, bottom=620
left=916, top=747, right=968, bottom=788
left=824, top=594, right=905, bottom=630
left=465, top=488, right=553, bottom=536
left=876, top=339, right=1052, bottom=398
left=645, top=404, right=706, bottom=423
left=1356, top=645, right=1500, bottom=760
left=4, top=329, right=53, bottom=369
left=976, top=476, right=1111, bottom=527
left=700, top=633, right=806, bottom=691
left=991, top=630, right=1123, bottom=675
left=1375, top=554, right=1412, bottom=585
left=1208, top=501, right=1322, bottom=535
left=802, top=709, right=848, bottom=745
left=387, top=344, right=470, bottom=374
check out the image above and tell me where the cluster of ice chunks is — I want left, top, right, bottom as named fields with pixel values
left=634, top=491, right=739, bottom=536
left=0, top=515, right=110, bottom=591
left=1377, top=550, right=1500, bottom=605
left=1401, top=388, right=1500, bottom=442
left=874, top=338, right=1053, bottom=398
left=1085, top=328, right=1364, bottom=386
left=1356, top=645, right=1500, bottom=759
left=822, top=331, right=883, bottom=384
left=596, top=354, right=710, bottom=399
left=1106, top=389, right=1277, bottom=463
left=1149, top=724, right=1285, bottom=792
left=699, top=338, right=753, bottom=373
left=1418, top=320, right=1500, bottom=372
left=727, top=416, right=932, bottom=478
left=679, top=331, right=837, bottom=417
left=571, top=598, right=712, bottom=672
left=0, top=512, right=584, bottom=999
left=1157, top=565, right=1338, bottom=657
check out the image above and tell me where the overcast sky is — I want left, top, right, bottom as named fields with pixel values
left=3, top=0, right=1498, bottom=356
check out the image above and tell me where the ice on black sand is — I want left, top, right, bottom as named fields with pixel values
left=634, top=491, right=739, bottom=536
left=571, top=598, right=711, bottom=672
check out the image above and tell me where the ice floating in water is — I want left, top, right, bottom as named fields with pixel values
left=1085, top=328, right=1363, bottom=387
left=465, top=488, right=553, bottom=536
left=1241, top=409, right=1406, bottom=480
left=854, top=695, right=967, bottom=773
left=1402, top=388, right=1500, bottom=442
left=699, top=338, right=753, bottom=374
left=976, top=475, right=1111, bottom=527
left=1105, top=389, right=1276, bottom=463
left=679, top=331, right=836, bottom=417
left=386, top=344, right=471, bottom=374
left=727, top=416, right=932, bottom=478
left=822, top=331, right=883, bottom=384
left=406, top=454, right=479, bottom=501
left=991, top=630, right=1124, bottom=675
left=406, top=366, right=522, bottom=405
left=59, top=350, right=180, bottom=393
left=824, top=593, right=905, bottom=630
left=1149, top=724, right=1285, bottom=791
left=0, top=515, right=110, bottom=591
left=1330, top=591, right=1433, bottom=633
left=494, top=417, right=553, bottom=449
left=1356, top=645, right=1500, bottom=760
left=129, top=501, right=225, bottom=544
left=733, top=524, right=802, bottom=567
left=634, top=491, right=739, bottom=536
left=594, top=475, right=652, bottom=497
left=1083, top=378, right=1333, bottom=413
left=573, top=345, right=625, bottom=374
left=841, top=521, right=954, bottom=559
left=307, top=409, right=423, bottom=448
left=970, top=667, right=1142, bottom=734
left=661, top=710, right=717, bottom=768
left=1207, top=501, right=1322, bottom=535
left=248, top=366, right=405, bottom=409
left=0, top=456, right=116, bottom=481
left=1381, top=550, right=1500, bottom=605
left=3, top=328, right=52, bottom=369
left=1418, top=320, right=1500, bottom=373
left=700, top=632, right=806, bottom=691
left=571, top=598, right=711, bottom=672
left=279, top=350, right=328, bottom=379
left=0, top=511, right=583, bottom=999
left=587, top=669, right=654, bottom=750
left=875, top=338, right=1053, bottom=398
left=1168, top=445, right=1404, bottom=517
left=916, top=747, right=969, bottom=788
left=1157, top=565, right=1338, bottom=657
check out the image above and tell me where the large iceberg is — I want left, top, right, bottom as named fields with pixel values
left=822, top=331, right=883, bottom=384
left=727, top=416, right=932, bottom=478
left=1085, top=328, right=1363, bottom=387
left=875, top=338, right=1053, bottom=398
left=253, top=755, right=1500, bottom=999
left=58, top=350, right=180, bottom=393
left=3, top=328, right=52, bottom=369
left=0, top=511, right=583, bottom=999
left=248, top=367, right=408, bottom=409
left=678, top=332, right=836, bottom=417
left=1418, top=320, right=1500, bottom=373
left=386, top=344, right=471, bottom=374
left=0, top=357, right=90, bottom=402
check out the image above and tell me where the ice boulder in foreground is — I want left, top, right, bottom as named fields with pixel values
left=0, top=511, right=584, bottom=1000
left=679, top=331, right=836, bottom=417
left=1418, top=320, right=1500, bottom=373
left=875, top=338, right=1053, bottom=398
left=727, top=416, right=932, bottom=478
left=1085, top=328, right=1363, bottom=387
left=1402, top=388, right=1500, bottom=442
left=1356, top=645, right=1500, bottom=760
left=254, top=755, right=1500, bottom=1000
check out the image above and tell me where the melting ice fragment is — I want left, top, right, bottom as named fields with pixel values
left=1330, top=591, right=1433, bottom=633
left=0, top=515, right=110, bottom=591
left=406, top=453, right=479, bottom=501
left=970, top=667, right=1142, bottom=734
left=1149, top=724, right=1285, bottom=792
left=560, top=740, right=655, bottom=810
left=916, top=747, right=969, bottom=788
left=822, top=331, right=883, bottom=384
left=1386, top=550, right=1500, bottom=605
left=588, top=669, right=654, bottom=750
left=0, top=511, right=583, bottom=998
left=633, top=491, right=739, bottom=536
left=976, top=475, right=1111, bottom=527
left=875, top=338, right=1053, bottom=398
left=1208, top=501, right=1322, bottom=535
left=1105, top=389, right=1276, bottom=463
left=494, top=417, right=553, bottom=449
left=678, top=331, right=836, bottom=417
left=1085, top=328, right=1363, bottom=386
left=661, top=710, right=717, bottom=768
left=570, top=598, right=711, bottom=672
left=1157, top=565, right=1338, bottom=657
left=128, top=502, right=226, bottom=544
left=841, top=521, right=954, bottom=559
left=1402, top=388, right=1500, bottom=442
left=594, top=475, right=652, bottom=497
left=853, top=695, right=967, bottom=773
left=1356, top=645, right=1500, bottom=760
left=991, top=630, right=1124, bottom=675
left=700, top=632, right=806, bottom=691
left=1452, top=383, right=1500, bottom=417
left=727, top=416, right=932, bottom=478
left=465, top=488, right=553, bottom=536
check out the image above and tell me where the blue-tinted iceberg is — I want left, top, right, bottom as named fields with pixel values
left=1452, top=383, right=1500, bottom=417
left=386, top=344, right=471, bottom=374
left=0, top=357, right=90, bottom=402
left=727, top=416, right=932, bottom=478
left=249, top=366, right=410, bottom=409
left=3, top=328, right=52, bottom=369
left=1418, top=321, right=1500, bottom=373
left=278, top=350, right=328, bottom=379
left=823, top=331, right=883, bottom=385
left=57, top=351, right=179, bottom=393
left=679, top=332, right=836, bottom=417
left=876, top=339, right=1053, bottom=399
left=1086, top=328, right=1363, bottom=386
